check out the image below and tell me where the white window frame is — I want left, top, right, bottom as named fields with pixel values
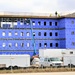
left=8, top=43, right=12, bottom=47
left=27, top=32, right=30, bottom=36
left=15, top=32, right=18, bottom=36
left=32, top=21, right=35, bottom=26
left=27, top=43, right=30, bottom=47
left=2, top=43, right=6, bottom=47
left=2, top=32, right=5, bottom=36
left=33, top=32, right=35, bottom=36
left=20, top=32, right=24, bottom=36
left=15, top=43, right=18, bottom=47
left=9, top=32, right=12, bottom=36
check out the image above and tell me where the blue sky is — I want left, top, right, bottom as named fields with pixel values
left=0, top=0, right=75, bottom=13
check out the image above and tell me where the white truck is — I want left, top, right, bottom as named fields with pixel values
left=0, top=54, right=30, bottom=69
left=39, top=49, right=64, bottom=67
left=40, top=57, right=63, bottom=67
left=39, top=49, right=75, bottom=67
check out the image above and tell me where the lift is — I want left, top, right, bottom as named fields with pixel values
left=24, top=19, right=36, bottom=56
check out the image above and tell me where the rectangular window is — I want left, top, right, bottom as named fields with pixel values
left=72, top=21, right=74, bottom=24
left=55, top=32, right=58, bottom=36
left=70, top=51, right=73, bottom=54
left=38, top=32, right=41, bottom=36
left=33, top=32, right=35, bottom=36
left=39, top=43, right=41, bottom=47
left=9, top=32, right=12, bottom=36
left=71, top=31, right=74, bottom=35
left=27, top=43, right=30, bottom=47
left=44, top=43, right=47, bottom=47
left=15, top=32, right=18, bottom=36
left=50, top=22, right=52, bottom=26
left=44, top=32, right=47, bottom=36
left=44, top=22, right=46, bottom=26
left=72, top=42, right=75, bottom=45
left=15, top=43, right=18, bottom=47
left=21, top=43, right=24, bottom=47
left=14, top=18, right=18, bottom=22
left=56, top=43, right=58, bottom=47
left=50, top=32, right=52, bottom=36
left=55, top=22, right=58, bottom=26
left=27, top=32, right=30, bottom=36
left=21, top=32, right=24, bottom=36
left=2, top=32, right=5, bottom=36
left=8, top=43, right=12, bottom=47
left=38, top=21, right=41, bottom=25
left=50, top=43, right=52, bottom=47
left=32, top=21, right=35, bottom=26
left=2, top=43, right=6, bottom=47
left=20, top=22, right=23, bottom=25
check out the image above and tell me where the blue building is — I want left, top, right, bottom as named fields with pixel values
left=0, top=13, right=75, bottom=56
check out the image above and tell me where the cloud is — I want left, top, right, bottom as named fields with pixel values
left=57, top=0, right=75, bottom=12
left=0, top=0, right=74, bottom=13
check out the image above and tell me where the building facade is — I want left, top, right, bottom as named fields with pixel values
left=0, top=14, right=75, bottom=56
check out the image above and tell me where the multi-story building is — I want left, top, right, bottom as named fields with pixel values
left=0, top=13, right=75, bottom=56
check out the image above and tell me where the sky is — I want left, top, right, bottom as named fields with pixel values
left=0, top=0, right=75, bottom=14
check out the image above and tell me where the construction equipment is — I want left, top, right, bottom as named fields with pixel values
left=24, top=19, right=36, bottom=55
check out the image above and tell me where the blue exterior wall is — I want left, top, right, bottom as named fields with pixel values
left=65, top=18, right=75, bottom=48
left=0, top=17, right=73, bottom=56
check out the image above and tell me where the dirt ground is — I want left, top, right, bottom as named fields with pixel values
left=0, top=72, right=75, bottom=75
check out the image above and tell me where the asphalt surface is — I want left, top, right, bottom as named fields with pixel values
left=0, top=72, right=75, bottom=75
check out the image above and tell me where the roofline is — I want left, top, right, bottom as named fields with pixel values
left=0, top=14, right=74, bottom=19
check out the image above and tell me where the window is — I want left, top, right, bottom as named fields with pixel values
left=15, top=43, right=18, bottom=47
left=56, top=43, right=58, bottom=47
left=20, top=18, right=23, bottom=22
left=39, top=43, right=41, bottom=47
left=26, top=22, right=29, bottom=25
left=70, top=51, right=73, bottom=54
left=50, top=43, right=52, bottom=47
left=38, top=32, right=41, bottom=36
left=55, top=22, right=58, bottom=26
left=27, top=43, right=30, bottom=47
left=71, top=31, right=74, bottom=35
left=44, top=43, right=47, bottom=47
left=27, top=32, right=30, bottom=36
left=38, top=21, right=41, bottom=25
left=8, top=43, right=12, bottom=47
left=15, top=32, right=18, bottom=36
left=44, top=32, right=47, bottom=36
left=21, top=43, right=24, bottom=47
left=33, top=32, right=35, bottom=36
left=14, top=18, right=18, bottom=22
left=20, top=22, right=23, bottom=25
left=50, top=22, right=52, bottom=26
left=55, top=32, right=58, bottom=36
left=44, top=22, right=46, bottom=26
left=2, top=32, right=5, bottom=36
left=9, top=32, right=12, bottom=36
left=32, top=21, right=35, bottom=26
left=2, top=43, right=6, bottom=47
left=72, top=21, right=74, bottom=24
left=21, top=32, right=24, bottom=36
left=72, top=42, right=75, bottom=45
left=50, top=32, right=52, bottom=36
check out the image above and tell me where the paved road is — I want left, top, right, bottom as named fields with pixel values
left=0, top=72, right=75, bottom=75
